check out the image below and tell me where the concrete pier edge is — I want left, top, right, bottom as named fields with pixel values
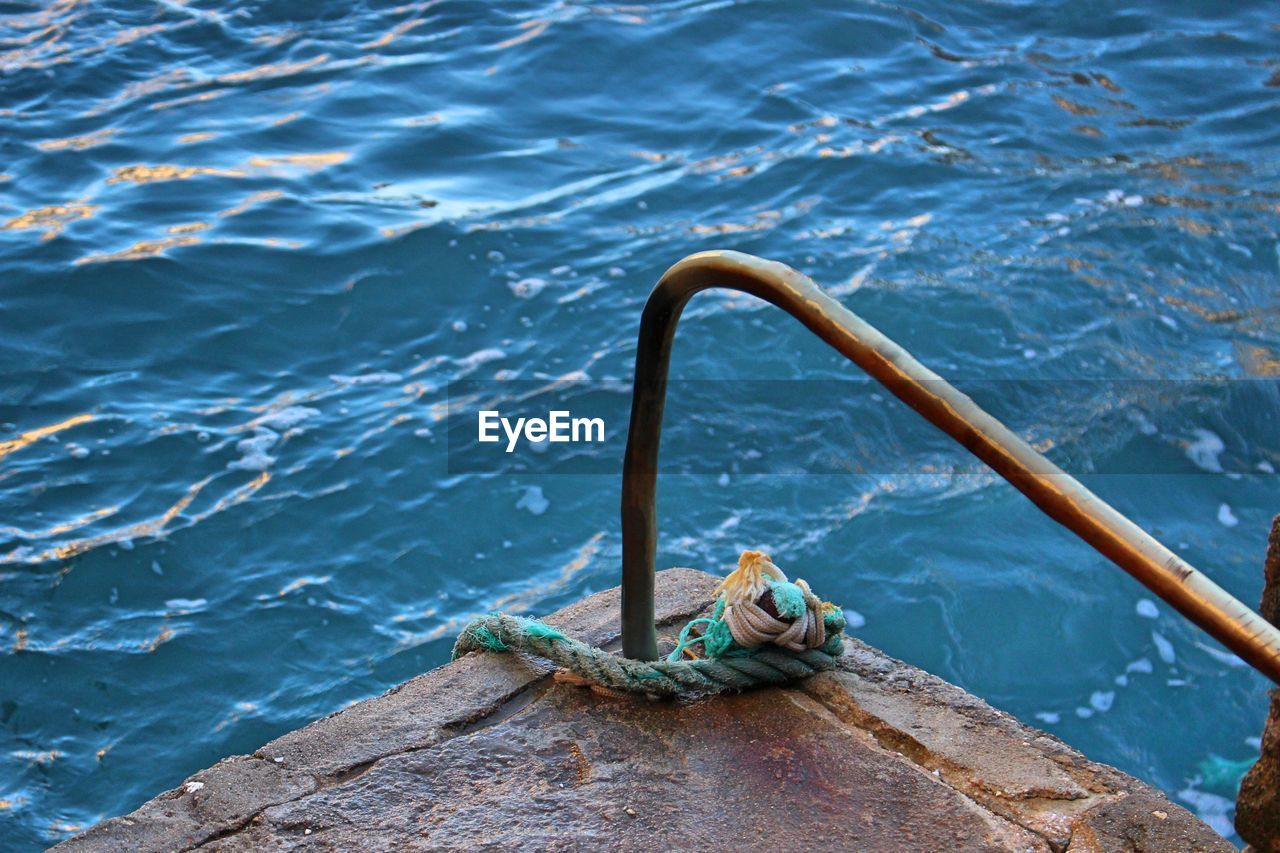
left=56, top=569, right=1231, bottom=851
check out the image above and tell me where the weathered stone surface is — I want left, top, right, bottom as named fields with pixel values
left=52, top=756, right=316, bottom=852
left=805, top=665, right=1096, bottom=846
left=210, top=687, right=1045, bottom=852
left=1259, top=515, right=1280, bottom=626
left=1236, top=514, right=1280, bottom=852
left=1068, top=788, right=1233, bottom=853
left=58, top=568, right=1231, bottom=852
left=810, top=644, right=1227, bottom=852
left=256, top=567, right=718, bottom=778
left=54, top=569, right=717, bottom=853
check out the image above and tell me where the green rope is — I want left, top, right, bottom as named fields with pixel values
left=452, top=594, right=846, bottom=697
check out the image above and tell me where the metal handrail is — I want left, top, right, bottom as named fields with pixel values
left=619, top=250, right=1280, bottom=685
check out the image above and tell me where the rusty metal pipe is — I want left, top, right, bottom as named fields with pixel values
left=620, top=250, right=1280, bottom=685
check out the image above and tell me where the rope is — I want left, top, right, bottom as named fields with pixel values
left=451, top=550, right=848, bottom=697
left=723, top=577, right=826, bottom=652
left=452, top=613, right=841, bottom=696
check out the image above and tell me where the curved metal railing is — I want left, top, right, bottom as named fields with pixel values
left=619, top=250, right=1280, bottom=685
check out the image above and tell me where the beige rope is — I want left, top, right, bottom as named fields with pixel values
left=719, top=554, right=828, bottom=652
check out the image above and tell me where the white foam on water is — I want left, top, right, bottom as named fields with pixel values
left=843, top=608, right=866, bottom=629
left=1177, top=787, right=1235, bottom=839
left=1075, top=707, right=1094, bottom=718
left=1185, top=428, right=1225, bottom=472
left=1217, top=503, right=1238, bottom=527
left=228, top=426, right=279, bottom=471
left=1258, top=460, right=1275, bottom=473
left=1129, top=410, right=1158, bottom=436
left=1194, top=641, right=1246, bottom=668
left=165, top=598, right=208, bottom=611
left=1152, top=631, right=1176, bottom=664
left=515, top=486, right=549, bottom=516
left=1034, top=711, right=1060, bottom=725
left=457, top=348, right=506, bottom=369
left=1126, top=657, right=1154, bottom=674
left=510, top=277, right=548, bottom=299
left=1089, top=690, right=1115, bottom=712
left=255, top=406, right=321, bottom=431
left=1135, top=599, right=1158, bottom=619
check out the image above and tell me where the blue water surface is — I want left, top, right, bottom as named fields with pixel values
left=2, top=0, right=1279, bottom=847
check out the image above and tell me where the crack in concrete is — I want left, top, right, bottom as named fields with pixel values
left=795, top=684, right=1066, bottom=850
left=798, top=678, right=1121, bottom=853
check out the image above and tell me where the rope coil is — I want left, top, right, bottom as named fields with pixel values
left=723, top=576, right=826, bottom=652
left=452, top=550, right=848, bottom=697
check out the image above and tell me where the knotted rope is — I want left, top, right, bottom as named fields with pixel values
left=723, top=577, right=826, bottom=652
left=452, top=550, right=847, bottom=697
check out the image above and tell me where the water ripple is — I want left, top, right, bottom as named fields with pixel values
left=2, top=0, right=1278, bottom=846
